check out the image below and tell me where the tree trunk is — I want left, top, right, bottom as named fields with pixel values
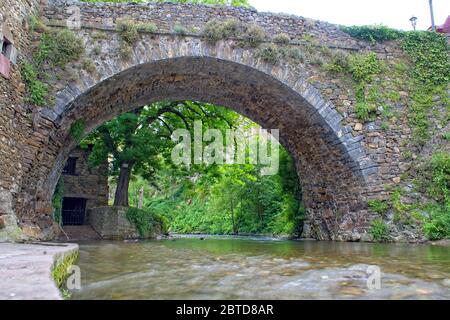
left=138, top=186, right=144, bottom=209
left=114, top=162, right=132, bottom=206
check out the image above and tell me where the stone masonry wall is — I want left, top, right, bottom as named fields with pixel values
left=62, top=146, right=109, bottom=211
left=0, top=0, right=43, bottom=241
left=0, top=0, right=444, bottom=242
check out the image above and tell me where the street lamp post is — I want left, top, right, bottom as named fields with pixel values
left=409, top=16, right=418, bottom=30
left=429, top=0, right=436, bottom=31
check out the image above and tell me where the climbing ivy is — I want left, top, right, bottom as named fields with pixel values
left=341, top=25, right=403, bottom=43
left=401, top=31, right=450, bottom=87
left=52, top=178, right=64, bottom=225
left=69, top=119, right=86, bottom=142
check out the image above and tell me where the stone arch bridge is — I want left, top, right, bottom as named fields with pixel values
left=0, top=0, right=412, bottom=241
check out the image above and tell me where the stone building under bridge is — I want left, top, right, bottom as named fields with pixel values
left=60, top=146, right=108, bottom=232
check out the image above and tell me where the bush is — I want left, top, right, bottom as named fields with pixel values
left=279, top=47, right=304, bottom=62
left=241, top=24, right=266, bottom=47
left=126, top=207, right=168, bottom=237
left=273, top=33, right=290, bottom=45
left=369, top=218, right=390, bottom=242
left=257, top=43, right=280, bottom=64
left=423, top=205, right=450, bottom=240
left=116, top=19, right=139, bottom=44
left=21, top=62, right=48, bottom=106
left=342, top=25, right=404, bottom=43
left=52, top=29, right=85, bottom=67
left=429, top=152, right=450, bottom=203
left=348, top=52, right=381, bottom=83
left=368, top=199, right=389, bottom=215
left=69, top=119, right=85, bottom=142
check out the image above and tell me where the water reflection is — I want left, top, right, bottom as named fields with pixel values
left=71, top=237, right=450, bottom=300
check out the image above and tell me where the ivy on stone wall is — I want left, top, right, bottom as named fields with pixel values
left=21, top=17, right=85, bottom=107
left=52, top=178, right=64, bottom=225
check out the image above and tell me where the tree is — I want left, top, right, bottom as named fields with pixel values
left=83, top=101, right=237, bottom=206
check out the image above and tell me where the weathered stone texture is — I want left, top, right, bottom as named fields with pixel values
left=62, top=147, right=109, bottom=211
left=0, top=0, right=440, bottom=242
left=89, top=206, right=160, bottom=239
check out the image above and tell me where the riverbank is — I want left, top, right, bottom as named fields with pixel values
left=0, top=242, right=78, bottom=300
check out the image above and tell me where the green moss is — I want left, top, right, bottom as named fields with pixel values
left=51, top=251, right=79, bottom=295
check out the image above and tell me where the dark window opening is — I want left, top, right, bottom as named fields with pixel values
left=62, top=157, right=77, bottom=175
left=62, top=197, right=87, bottom=225
left=1, top=37, right=11, bottom=57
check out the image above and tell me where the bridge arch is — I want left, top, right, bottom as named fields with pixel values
left=22, top=45, right=375, bottom=241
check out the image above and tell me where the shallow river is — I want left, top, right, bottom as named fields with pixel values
left=71, top=235, right=450, bottom=300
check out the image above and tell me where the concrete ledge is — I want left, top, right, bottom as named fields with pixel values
left=0, top=242, right=78, bottom=300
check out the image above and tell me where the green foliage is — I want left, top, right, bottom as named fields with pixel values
left=70, top=119, right=86, bottom=142
left=273, top=33, right=290, bottom=45
left=202, top=19, right=266, bottom=46
left=82, top=58, right=96, bottom=74
left=256, top=43, right=280, bottom=64
left=140, top=23, right=158, bottom=33
left=348, top=52, right=381, bottom=83
left=324, top=50, right=349, bottom=73
left=116, top=19, right=139, bottom=44
left=423, top=204, right=450, bottom=240
left=429, top=152, right=450, bottom=203
left=401, top=31, right=450, bottom=86
left=355, top=101, right=375, bottom=122
left=173, top=24, right=188, bottom=35
left=126, top=207, right=168, bottom=237
left=23, top=20, right=84, bottom=106
left=369, top=218, right=390, bottom=242
left=368, top=199, right=389, bottom=215
left=21, top=62, right=48, bottom=106
left=52, top=251, right=79, bottom=289
left=241, top=24, right=266, bottom=47
left=141, top=146, right=303, bottom=236
left=52, top=178, right=64, bottom=225
left=342, top=25, right=403, bottom=43
left=279, top=47, right=304, bottom=63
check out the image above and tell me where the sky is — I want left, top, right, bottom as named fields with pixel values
left=248, top=0, right=450, bottom=31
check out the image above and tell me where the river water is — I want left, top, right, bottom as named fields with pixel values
left=71, top=236, right=450, bottom=300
